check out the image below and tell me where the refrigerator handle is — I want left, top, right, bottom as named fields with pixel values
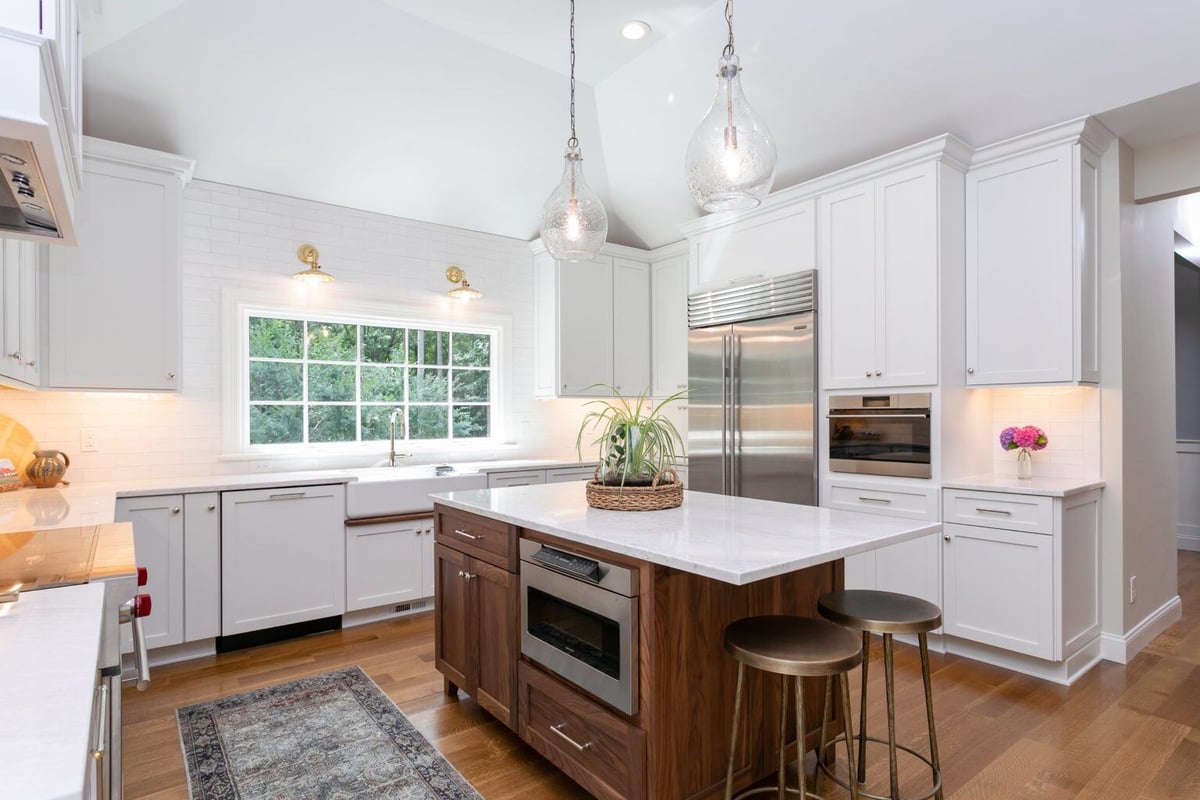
left=730, top=334, right=740, bottom=496
left=721, top=334, right=731, bottom=495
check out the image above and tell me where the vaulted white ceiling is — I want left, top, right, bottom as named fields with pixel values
left=82, top=0, right=1200, bottom=250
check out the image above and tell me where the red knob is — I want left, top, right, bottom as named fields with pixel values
left=137, top=567, right=148, bottom=587
left=132, top=594, right=152, bottom=618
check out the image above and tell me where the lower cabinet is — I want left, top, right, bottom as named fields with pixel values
left=487, top=470, right=546, bottom=489
left=221, top=484, right=346, bottom=636
left=518, top=662, right=646, bottom=800
left=115, top=494, right=185, bottom=650
left=345, top=517, right=434, bottom=611
left=545, top=465, right=597, bottom=483
left=433, top=504, right=519, bottom=730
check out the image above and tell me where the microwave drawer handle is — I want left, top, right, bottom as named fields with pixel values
left=550, top=723, right=593, bottom=752
left=454, top=528, right=482, bottom=541
left=975, top=507, right=1013, bottom=516
left=826, top=413, right=930, bottom=419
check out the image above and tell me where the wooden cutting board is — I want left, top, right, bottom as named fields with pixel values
left=0, top=413, right=38, bottom=483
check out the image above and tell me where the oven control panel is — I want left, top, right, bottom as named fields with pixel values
left=530, top=546, right=602, bottom=583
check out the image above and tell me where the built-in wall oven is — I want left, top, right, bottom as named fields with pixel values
left=828, top=393, right=933, bottom=479
left=519, top=540, right=638, bottom=715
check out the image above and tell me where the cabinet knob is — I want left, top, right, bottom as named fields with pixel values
left=944, top=534, right=951, bottom=541
left=865, top=370, right=871, bottom=378
left=967, top=367, right=975, bottom=374
left=167, top=371, right=176, bottom=380
left=171, top=507, right=181, bottom=514
left=875, top=370, right=881, bottom=377
left=207, top=504, right=216, bottom=511
left=8, top=352, right=21, bottom=362
left=464, top=572, right=474, bottom=582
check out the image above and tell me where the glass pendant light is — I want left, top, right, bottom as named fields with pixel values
left=540, top=0, right=608, bottom=261
left=685, top=0, right=777, bottom=213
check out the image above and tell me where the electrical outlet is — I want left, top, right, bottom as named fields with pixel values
left=252, top=461, right=271, bottom=473
left=80, top=429, right=99, bottom=453
left=1129, top=576, right=1137, bottom=604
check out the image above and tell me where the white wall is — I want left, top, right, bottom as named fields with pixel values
left=0, top=180, right=608, bottom=483
left=1133, top=131, right=1200, bottom=202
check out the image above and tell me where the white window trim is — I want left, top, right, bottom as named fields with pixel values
left=221, top=287, right=514, bottom=460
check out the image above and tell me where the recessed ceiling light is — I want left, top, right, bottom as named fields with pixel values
left=621, top=20, right=650, bottom=40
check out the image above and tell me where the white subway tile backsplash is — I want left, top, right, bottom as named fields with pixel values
left=988, top=386, right=1100, bottom=479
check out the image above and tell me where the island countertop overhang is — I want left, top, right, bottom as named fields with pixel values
left=429, top=482, right=941, bottom=586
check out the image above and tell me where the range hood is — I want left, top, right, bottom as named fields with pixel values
left=0, top=137, right=63, bottom=238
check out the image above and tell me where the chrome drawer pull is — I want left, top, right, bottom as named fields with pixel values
left=857, top=496, right=892, bottom=504
left=91, top=683, right=109, bottom=759
left=975, top=507, right=1012, bottom=516
left=269, top=492, right=306, bottom=500
left=550, top=723, right=592, bottom=752
left=454, top=528, right=482, bottom=540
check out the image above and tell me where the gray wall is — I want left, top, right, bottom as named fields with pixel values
left=1178, top=257, right=1200, bottom=440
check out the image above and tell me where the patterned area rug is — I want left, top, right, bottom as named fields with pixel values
left=177, top=666, right=482, bottom=800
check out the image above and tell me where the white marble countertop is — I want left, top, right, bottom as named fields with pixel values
left=0, top=582, right=105, bottom=800
left=430, top=482, right=941, bottom=585
left=942, top=474, right=1106, bottom=498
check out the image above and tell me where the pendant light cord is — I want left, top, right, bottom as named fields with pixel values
left=567, top=0, right=578, bottom=149
left=723, top=0, right=735, bottom=58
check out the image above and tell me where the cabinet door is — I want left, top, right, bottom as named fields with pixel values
left=690, top=200, right=816, bottom=290
left=18, top=243, right=40, bottom=384
left=220, top=485, right=346, bottom=636
left=612, top=258, right=650, bottom=396
left=421, top=524, right=435, bottom=599
left=534, top=252, right=559, bottom=397
left=559, top=256, right=614, bottom=396
left=115, top=495, right=185, bottom=650
left=434, top=543, right=472, bottom=691
left=942, top=522, right=1054, bottom=659
left=843, top=551, right=877, bottom=591
left=345, top=518, right=426, bottom=611
left=183, top=493, right=220, bottom=642
left=0, top=240, right=24, bottom=383
left=651, top=254, right=689, bottom=398
left=47, top=156, right=182, bottom=390
left=821, top=182, right=877, bottom=389
left=877, top=533, right=942, bottom=615
left=472, top=557, right=518, bottom=730
left=966, top=146, right=1074, bottom=384
left=875, top=165, right=939, bottom=387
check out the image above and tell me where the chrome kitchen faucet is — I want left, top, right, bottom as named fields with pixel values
left=389, top=408, right=411, bottom=466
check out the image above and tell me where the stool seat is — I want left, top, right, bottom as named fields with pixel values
left=723, top=615, right=863, bottom=676
left=818, top=590, right=941, bottom=635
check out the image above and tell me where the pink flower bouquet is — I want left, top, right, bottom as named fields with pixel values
left=999, top=425, right=1048, bottom=451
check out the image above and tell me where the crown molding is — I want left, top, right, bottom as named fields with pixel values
left=970, top=116, right=1116, bottom=168
left=648, top=239, right=688, bottom=260
left=527, top=236, right=663, bottom=262
left=83, top=136, right=196, bottom=184
left=679, top=133, right=973, bottom=239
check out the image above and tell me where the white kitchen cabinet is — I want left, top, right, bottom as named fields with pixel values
left=821, top=162, right=942, bottom=390
left=115, top=495, right=185, bottom=651
left=0, top=238, right=41, bottom=387
left=221, top=484, right=346, bottom=636
left=346, top=517, right=434, bottom=612
left=47, top=137, right=194, bottom=390
left=687, top=199, right=816, bottom=291
left=182, top=493, right=221, bottom=642
left=533, top=248, right=651, bottom=398
left=651, top=253, right=688, bottom=398
left=941, top=487, right=1102, bottom=676
left=965, top=119, right=1109, bottom=385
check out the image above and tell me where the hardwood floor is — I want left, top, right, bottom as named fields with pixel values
left=123, top=552, right=1200, bottom=799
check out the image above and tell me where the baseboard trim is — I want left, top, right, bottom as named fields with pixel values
left=1178, top=524, right=1200, bottom=552
left=1099, top=595, right=1183, bottom=664
left=943, top=635, right=1101, bottom=686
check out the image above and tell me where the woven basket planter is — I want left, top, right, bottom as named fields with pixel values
left=585, top=467, right=683, bottom=511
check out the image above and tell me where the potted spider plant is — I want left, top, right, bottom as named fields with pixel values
left=575, top=386, right=687, bottom=511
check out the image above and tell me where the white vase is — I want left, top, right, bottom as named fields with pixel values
left=1017, top=448, right=1033, bottom=480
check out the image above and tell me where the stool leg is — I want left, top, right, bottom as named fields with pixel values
left=857, top=630, right=870, bottom=783
left=838, top=671, right=861, bottom=800
left=815, top=675, right=832, bottom=792
left=794, top=675, right=807, bottom=799
left=883, top=633, right=900, bottom=800
left=724, top=662, right=745, bottom=800
left=778, top=676, right=790, bottom=800
left=919, top=633, right=943, bottom=800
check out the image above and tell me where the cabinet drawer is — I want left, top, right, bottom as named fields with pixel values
left=434, top=506, right=516, bottom=569
left=943, top=490, right=1053, bottom=534
left=825, top=481, right=937, bottom=520
left=487, top=470, right=547, bottom=488
left=518, top=662, right=645, bottom=800
left=545, top=466, right=597, bottom=484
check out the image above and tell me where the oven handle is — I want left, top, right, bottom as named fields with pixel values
left=826, top=413, right=930, bottom=419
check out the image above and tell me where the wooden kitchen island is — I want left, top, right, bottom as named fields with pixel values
left=430, top=483, right=940, bottom=800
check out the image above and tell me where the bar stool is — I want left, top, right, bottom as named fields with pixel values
left=816, top=590, right=943, bottom=800
left=722, top=615, right=862, bottom=800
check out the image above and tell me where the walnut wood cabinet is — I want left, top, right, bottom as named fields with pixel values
left=433, top=507, right=519, bottom=731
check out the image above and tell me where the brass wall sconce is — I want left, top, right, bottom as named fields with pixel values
left=292, top=244, right=335, bottom=284
left=446, top=265, right=481, bottom=301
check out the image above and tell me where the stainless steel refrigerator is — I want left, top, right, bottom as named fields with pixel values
left=687, top=271, right=817, bottom=505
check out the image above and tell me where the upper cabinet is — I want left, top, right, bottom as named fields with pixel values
left=0, top=0, right=82, bottom=244
left=533, top=246, right=651, bottom=398
left=965, top=119, right=1111, bottom=385
left=47, top=137, right=195, bottom=391
left=684, top=200, right=816, bottom=291
left=821, top=158, right=964, bottom=390
left=0, top=237, right=42, bottom=387
left=650, top=252, right=688, bottom=398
